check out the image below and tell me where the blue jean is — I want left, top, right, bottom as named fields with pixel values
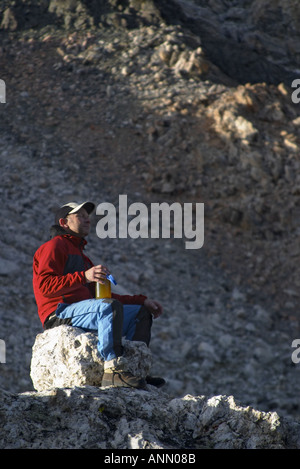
left=55, top=298, right=151, bottom=362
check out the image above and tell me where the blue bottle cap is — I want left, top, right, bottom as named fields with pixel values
left=107, top=274, right=117, bottom=285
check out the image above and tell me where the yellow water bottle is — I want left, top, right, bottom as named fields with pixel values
left=95, top=279, right=111, bottom=299
left=95, top=274, right=117, bottom=299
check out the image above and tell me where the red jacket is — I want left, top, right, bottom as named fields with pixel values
left=33, top=230, right=147, bottom=326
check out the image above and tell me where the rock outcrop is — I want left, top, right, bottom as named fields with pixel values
left=0, top=0, right=298, bottom=85
left=16, top=325, right=298, bottom=449
left=30, top=325, right=152, bottom=392
left=1, top=385, right=300, bottom=449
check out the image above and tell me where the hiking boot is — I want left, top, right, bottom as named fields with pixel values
left=145, top=375, right=166, bottom=388
left=102, top=369, right=147, bottom=389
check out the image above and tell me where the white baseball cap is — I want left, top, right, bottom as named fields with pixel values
left=55, top=201, right=95, bottom=224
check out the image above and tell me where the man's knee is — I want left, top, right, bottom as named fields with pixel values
left=101, top=298, right=122, bottom=308
left=99, top=298, right=123, bottom=317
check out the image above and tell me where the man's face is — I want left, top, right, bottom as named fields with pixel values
left=60, top=207, right=91, bottom=237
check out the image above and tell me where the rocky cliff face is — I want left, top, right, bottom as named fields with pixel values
left=0, top=0, right=300, bottom=448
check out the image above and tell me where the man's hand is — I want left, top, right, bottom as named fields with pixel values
left=85, top=265, right=110, bottom=284
left=144, top=299, right=163, bottom=319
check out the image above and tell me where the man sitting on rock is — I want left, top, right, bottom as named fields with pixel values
left=32, top=201, right=164, bottom=390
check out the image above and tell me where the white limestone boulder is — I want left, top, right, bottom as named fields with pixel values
left=30, top=325, right=152, bottom=392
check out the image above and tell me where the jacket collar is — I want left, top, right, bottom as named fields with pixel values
left=50, top=224, right=87, bottom=247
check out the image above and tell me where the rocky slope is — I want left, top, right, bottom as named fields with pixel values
left=0, top=0, right=300, bottom=448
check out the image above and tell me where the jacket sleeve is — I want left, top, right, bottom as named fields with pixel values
left=34, top=238, right=86, bottom=298
left=111, top=292, right=147, bottom=305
